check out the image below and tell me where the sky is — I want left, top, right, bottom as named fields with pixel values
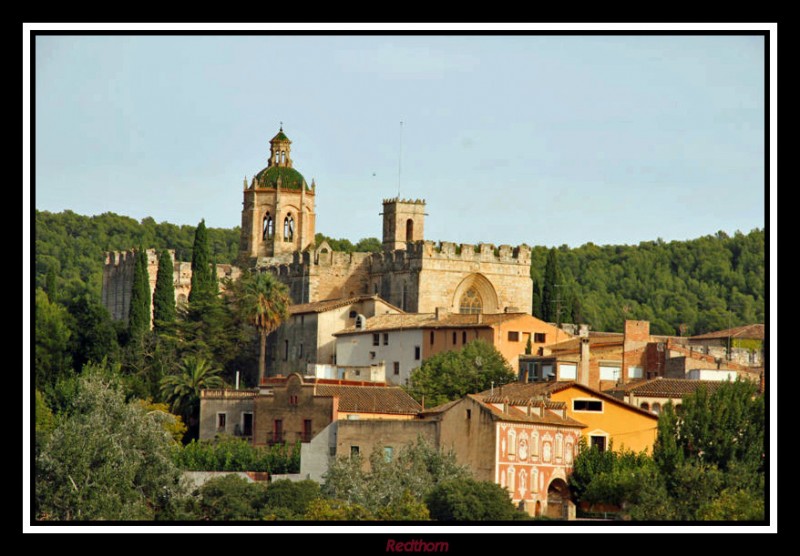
left=30, top=29, right=769, bottom=249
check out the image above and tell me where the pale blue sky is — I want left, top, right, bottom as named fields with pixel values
left=33, top=34, right=767, bottom=248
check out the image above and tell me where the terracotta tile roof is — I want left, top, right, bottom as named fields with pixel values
left=478, top=381, right=658, bottom=420
left=615, top=377, right=728, bottom=398
left=334, top=311, right=538, bottom=335
left=418, top=398, right=462, bottom=416
left=313, top=383, right=422, bottom=415
left=288, top=294, right=403, bottom=315
left=467, top=394, right=586, bottom=427
left=690, top=324, right=765, bottom=341
left=547, top=334, right=623, bottom=353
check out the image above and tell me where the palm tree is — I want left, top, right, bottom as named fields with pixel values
left=233, top=270, right=291, bottom=384
left=160, top=355, right=224, bottom=427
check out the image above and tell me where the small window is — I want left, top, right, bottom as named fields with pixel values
left=349, top=310, right=358, bottom=318
left=298, top=343, right=304, bottom=358
left=369, top=351, right=376, bottom=360
left=373, top=333, right=380, bottom=346
left=559, top=364, right=577, bottom=380
left=383, top=446, right=394, bottom=463
left=652, top=402, right=662, bottom=414
left=590, top=435, right=607, bottom=452
left=466, top=409, right=471, bottom=419
left=599, top=365, right=621, bottom=382
left=452, top=332, right=457, bottom=345
left=629, top=366, right=643, bottom=379
left=383, top=333, right=389, bottom=346
left=216, top=413, right=226, bottom=432
left=283, top=340, right=289, bottom=361
left=303, top=419, right=312, bottom=441
left=534, top=333, right=546, bottom=343
left=640, top=402, right=650, bottom=411
left=393, top=362, right=400, bottom=375
left=462, top=331, right=467, bottom=344
left=351, top=446, right=360, bottom=457
left=508, top=331, right=520, bottom=342
left=414, top=346, right=421, bottom=360
left=242, top=413, right=253, bottom=436
left=430, top=331, right=435, bottom=345
left=573, top=400, right=603, bottom=412
left=289, top=394, right=299, bottom=406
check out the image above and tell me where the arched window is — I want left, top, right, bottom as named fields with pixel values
left=280, top=150, right=286, bottom=163
left=640, top=402, right=650, bottom=411
left=459, top=287, right=482, bottom=314
left=652, top=402, right=661, bottom=414
left=263, top=213, right=273, bottom=240
left=406, top=219, right=414, bottom=242
left=284, top=214, right=294, bottom=242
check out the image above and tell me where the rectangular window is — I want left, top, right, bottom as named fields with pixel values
left=302, top=419, right=312, bottom=442
left=559, top=363, right=577, bottom=380
left=534, top=333, right=546, bottom=343
left=383, top=446, right=394, bottom=463
left=452, top=332, right=457, bottom=345
left=289, top=394, right=299, bottom=406
left=350, top=446, right=360, bottom=457
left=508, top=331, right=520, bottom=342
left=573, top=400, right=603, bottom=412
left=430, top=331, right=435, bottom=345
left=628, top=366, right=643, bottom=379
left=369, top=351, right=376, bottom=360
left=216, top=413, right=226, bottom=432
left=242, top=413, right=253, bottom=436
left=466, top=409, right=471, bottom=419
left=414, top=346, right=421, bottom=360
left=600, top=365, right=622, bottom=382
left=273, top=419, right=283, bottom=444
left=393, top=361, right=400, bottom=375
left=299, top=343, right=304, bottom=358
left=373, top=333, right=380, bottom=346
left=590, top=435, right=607, bottom=452
left=542, top=364, right=554, bottom=379
left=383, top=333, right=389, bottom=346
left=462, top=331, right=467, bottom=344
left=283, top=340, right=289, bottom=361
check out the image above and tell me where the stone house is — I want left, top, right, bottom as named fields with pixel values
left=604, top=377, right=731, bottom=414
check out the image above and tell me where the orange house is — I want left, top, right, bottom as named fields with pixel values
left=481, top=381, right=659, bottom=454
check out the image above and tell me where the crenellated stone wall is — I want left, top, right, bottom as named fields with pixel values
left=102, top=249, right=241, bottom=326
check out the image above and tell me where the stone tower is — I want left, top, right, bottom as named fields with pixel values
left=239, top=127, right=316, bottom=263
left=381, top=198, right=426, bottom=251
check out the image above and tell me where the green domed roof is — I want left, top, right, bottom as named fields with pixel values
left=272, top=130, right=290, bottom=142
left=253, top=165, right=309, bottom=191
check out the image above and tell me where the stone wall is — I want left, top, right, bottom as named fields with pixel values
left=437, top=397, right=497, bottom=482
left=335, top=419, right=438, bottom=469
left=198, top=389, right=257, bottom=441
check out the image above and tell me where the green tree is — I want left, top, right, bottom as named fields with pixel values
left=189, top=219, right=213, bottom=304
left=321, top=438, right=470, bottom=516
left=532, top=277, right=543, bottom=319
left=263, top=479, right=321, bottom=517
left=198, top=474, right=268, bottom=521
left=127, top=247, right=151, bottom=341
left=173, top=436, right=300, bottom=473
left=152, top=249, right=176, bottom=332
left=541, top=248, right=561, bottom=323
left=160, top=355, right=224, bottom=439
left=66, top=293, right=119, bottom=374
left=229, top=270, right=291, bottom=383
left=35, top=368, right=186, bottom=520
left=303, top=498, right=374, bottom=521
left=426, top=478, right=522, bottom=521
left=34, top=288, right=73, bottom=389
left=405, top=340, right=516, bottom=407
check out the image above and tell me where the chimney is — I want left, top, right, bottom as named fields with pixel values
left=578, top=337, right=590, bottom=386
left=579, top=324, right=589, bottom=338
left=435, top=307, right=448, bottom=321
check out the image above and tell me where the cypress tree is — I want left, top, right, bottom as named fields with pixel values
left=210, top=258, right=219, bottom=295
left=541, top=248, right=561, bottom=323
left=152, top=249, right=176, bottom=332
left=532, top=278, right=543, bottom=319
left=189, top=219, right=213, bottom=304
left=128, top=247, right=151, bottom=340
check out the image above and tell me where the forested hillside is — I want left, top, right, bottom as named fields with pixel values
left=34, top=210, right=764, bottom=336
left=35, top=210, right=241, bottom=300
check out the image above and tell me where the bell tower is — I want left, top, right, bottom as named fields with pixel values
left=239, top=126, right=316, bottom=263
left=382, top=198, right=426, bottom=251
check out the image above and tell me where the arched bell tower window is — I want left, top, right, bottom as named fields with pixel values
left=263, top=213, right=274, bottom=240
left=406, top=219, right=414, bottom=242
left=459, top=287, right=482, bottom=314
left=284, top=213, right=295, bottom=242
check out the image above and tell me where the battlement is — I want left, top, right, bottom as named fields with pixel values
left=382, top=197, right=426, bottom=205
